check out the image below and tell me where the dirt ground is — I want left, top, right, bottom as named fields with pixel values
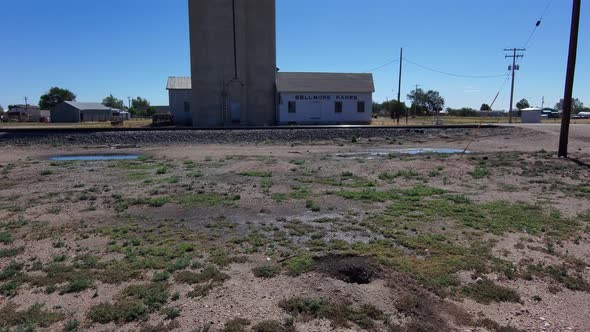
left=0, top=125, right=589, bottom=332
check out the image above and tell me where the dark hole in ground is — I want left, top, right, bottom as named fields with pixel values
left=315, top=255, right=381, bottom=284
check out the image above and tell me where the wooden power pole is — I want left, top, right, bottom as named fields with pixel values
left=559, top=0, right=582, bottom=158
left=504, top=48, right=526, bottom=124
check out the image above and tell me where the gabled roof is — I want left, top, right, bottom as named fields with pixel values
left=64, top=101, right=115, bottom=111
left=276, top=72, right=375, bottom=93
left=167, top=77, right=191, bottom=90
left=9, top=104, right=41, bottom=111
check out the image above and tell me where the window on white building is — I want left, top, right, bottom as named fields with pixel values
left=357, top=101, right=365, bottom=113
left=288, top=101, right=296, bottom=113
left=335, top=101, right=343, bottom=113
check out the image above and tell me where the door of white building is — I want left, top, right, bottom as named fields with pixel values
left=308, top=101, right=322, bottom=121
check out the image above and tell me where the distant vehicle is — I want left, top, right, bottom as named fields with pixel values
left=152, top=113, right=175, bottom=127
left=573, top=112, right=590, bottom=119
left=541, top=108, right=560, bottom=119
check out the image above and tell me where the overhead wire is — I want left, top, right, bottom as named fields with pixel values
left=488, top=0, right=555, bottom=107
left=402, top=58, right=507, bottom=79
left=365, top=58, right=399, bottom=73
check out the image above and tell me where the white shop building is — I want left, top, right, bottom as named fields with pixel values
left=276, top=72, right=374, bottom=125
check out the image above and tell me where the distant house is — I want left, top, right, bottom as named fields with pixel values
left=166, top=77, right=192, bottom=126
left=51, top=102, right=120, bottom=123
left=6, top=105, right=43, bottom=122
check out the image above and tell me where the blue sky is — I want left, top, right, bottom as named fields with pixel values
left=0, top=0, right=588, bottom=111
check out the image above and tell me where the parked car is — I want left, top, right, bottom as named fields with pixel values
left=573, top=112, right=590, bottom=119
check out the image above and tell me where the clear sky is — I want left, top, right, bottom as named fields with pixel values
left=0, top=0, right=588, bottom=111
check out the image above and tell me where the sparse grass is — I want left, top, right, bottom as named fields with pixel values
left=153, top=271, right=171, bottom=282
left=252, top=265, right=281, bottom=279
left=162, top=307, right=181, bottom=320
left=284, top=252, right=314, bottom=276
left=156, top=166, right=168, bottom=175
left=271, top=186, right=311, bottom=202
left=305, top=200, right=321, bottom=212
left=63, top=319, right=80, bottom=331
left=289, top=159, right=305, bottom=166
left=187, top=283, right=218, bottom=298
left=279, top=297, right=384, bottom=328
left=222, top=318, right=251, bottom=332
left=240, top=170, right=272, bottom=178
left=0, top=261, right=24, bottom=281
left=39, top=169, right=53, bottom=176
left=252, top=320, right=295, bottom=332
left=177, top=192, right=240, bottom=206
left=174, top=266, right=229, bottom=284
left=60, top=277, right=93, bottom=294
left=0, top=280, right=19, bottom=297
left=0, top=303, right=64, bottom=329
left=0, top=232, right=13, bottom=244
left=470, top=166, right=490, bottom=179
left=523, top=264, right=590, bottom=292
left=461, top=279, right=522, bottom=304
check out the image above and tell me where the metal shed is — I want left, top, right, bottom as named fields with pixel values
left=51, top=102, right=119, bottom=123
left=166, top=77, right=193, bottom=126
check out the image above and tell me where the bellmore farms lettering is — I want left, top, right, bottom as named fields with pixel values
left=295, top=95, right=359, bottom=101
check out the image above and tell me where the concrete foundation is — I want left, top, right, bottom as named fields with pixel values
left=188, top=0, right=276, bottom=127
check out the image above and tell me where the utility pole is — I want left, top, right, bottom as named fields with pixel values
left=398, top=48, right=404, bottom=125
left=559, top=0, right=581, bottom=158
left=413, top=84, right=420, bottom=120
left=504, top=48, right=525, bottom=123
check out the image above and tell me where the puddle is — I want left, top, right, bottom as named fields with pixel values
left=49, top=154, right=141, bottom=161
left=337, top=148, right=469, bottom=159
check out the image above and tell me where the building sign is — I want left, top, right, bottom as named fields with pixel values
left=294, top=95, right=359, bottom=101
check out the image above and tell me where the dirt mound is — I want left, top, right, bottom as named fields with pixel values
left=315, top=255, right=381, bottom=284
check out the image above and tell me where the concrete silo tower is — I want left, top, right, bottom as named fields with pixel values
left=188, top=0, right=277, bottom=127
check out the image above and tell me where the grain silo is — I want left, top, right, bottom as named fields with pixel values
left=188, top=0, right=276, bottom=127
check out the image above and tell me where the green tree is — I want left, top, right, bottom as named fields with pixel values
left=39, top=87, right=76, bottom=109
left=130, top=97, right=151, bottom=116
left=407, top=89, right=445, bottom=116
left=516, top=99, right=530, bottom=110
left=480, top=103, right=492, bottom=111
left=0, top=104, right=4, bottom=115
left=102, top=95, right=124, bottom=110
left=555, top=98, right=584, bottom=113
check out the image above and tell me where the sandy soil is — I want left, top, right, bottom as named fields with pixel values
left=0, top=125, right=589, bottom=332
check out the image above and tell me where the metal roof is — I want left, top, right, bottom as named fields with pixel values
left=167, top=77, right=192, bottom=90
left=276, top=72, right=375, bottom=93
left=64, top=102, right=115, bottom=111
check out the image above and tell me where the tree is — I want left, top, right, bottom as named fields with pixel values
left=130, top=97, right=151, bottom=116
left=0, top=104, right=4, bottom=115
left=516, top=99, right=530, bottom=110
left=39, top=87, right=76, bottom=109
left=102, top=94, right=124, bottom=110
left=407, top=89, right=445, bottom=116
left=555, top=98, right=584, bottom=113
left=480, top=103, right=492, bottom=111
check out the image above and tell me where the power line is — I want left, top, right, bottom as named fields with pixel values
left=402, top=58, right=507, bottom=79
left=523, top=0, right=554, bottom=49
left=365, top=59, right=400, bottom=73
